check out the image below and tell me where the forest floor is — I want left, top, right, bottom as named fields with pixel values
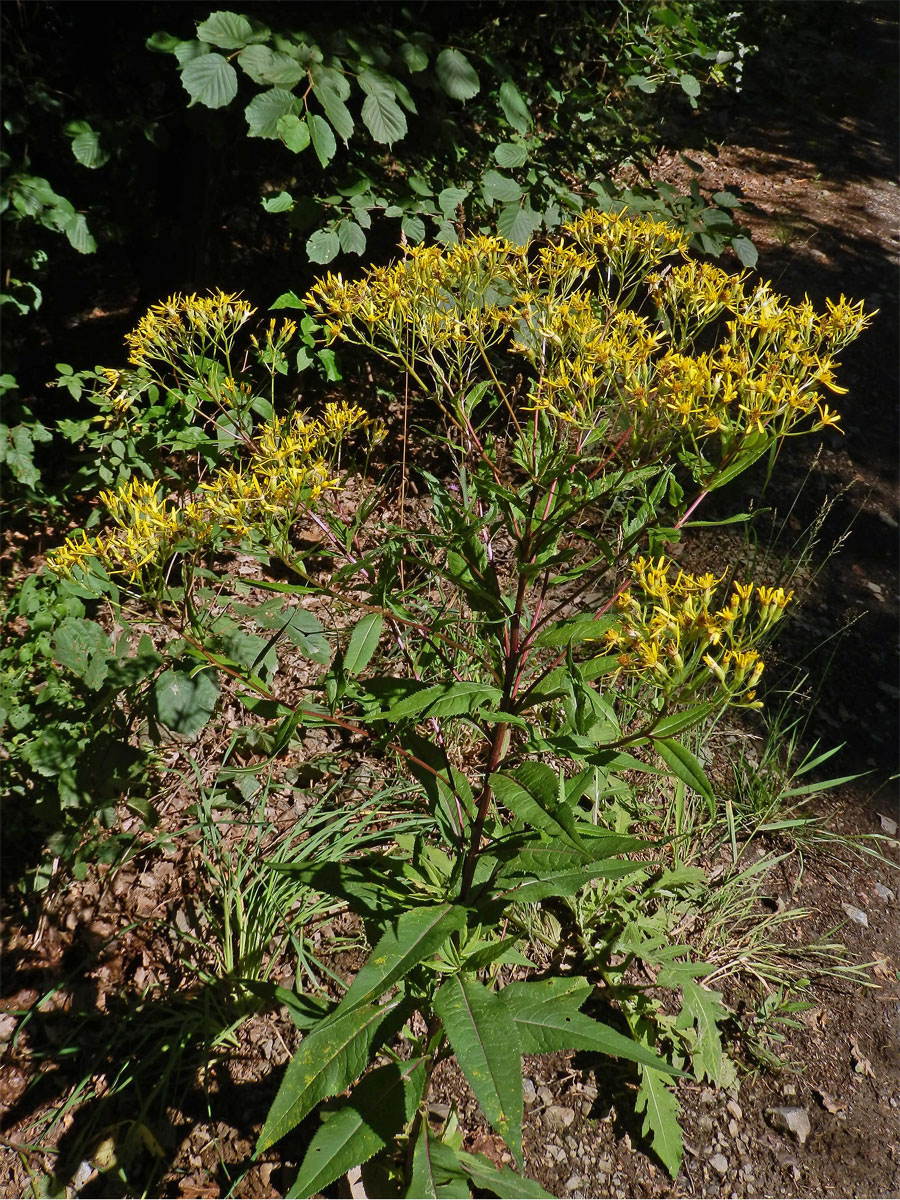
left=1, top=5, right=898, bottom=1199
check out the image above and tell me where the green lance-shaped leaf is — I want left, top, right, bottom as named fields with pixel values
left=256, top=1000, right=400, bottom=1153
left=288, top=1059, right=425, bottom=1198
left=338, top=904, right=468, bottom=1015
left=154, top=668, right=219, bottom=736
left=487, top=858, right=645, bottom=909
left=457, top=1151, right=554, bottom=1198
left=498, top=80, right=532, bottom=132
left=382, top=680, right=502, bottom=722
left=491, top=764, right=586, bottom=852
left=433, top=974, right=523, bottom=1165
left=635, top=1064, right=683, bottom=1177
left=534, top=613, right=619, bottom=649
left=436, top=48, right=480, bottom=100
left=676, top=979, right=735, bottom=1088
left=343, top=613, right=382, bottom=676
left=654, top=736, right=714, bottom=814
left=245, top=87, right=297, bottom=139
left=52, top=617, right=111, bottom=690
left=500, top=977, right=683, bottom=1074
left=180, top=52, right=238, bottom=108
left=196, top=10, right=253, bottom=49
left=409, top=1124, right=471, bottom=1198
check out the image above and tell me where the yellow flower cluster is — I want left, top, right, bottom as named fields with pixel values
left=124, top=290, right=257, bottom=368
left=302, top=212, right=871, bottom=463
left=606, top=556, right=793, bottom=705
left=48, top=403, right=378, bottom=584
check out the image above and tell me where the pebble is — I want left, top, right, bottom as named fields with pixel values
left=728, top=1118, right=740, bottom=1138
left=544, top=1105, right=576, bottom=1132
left=523, top=1077, right=537, bottom=1105
left=767, top=1106, right=811, bottom=1145
left=879, top=814, right=898, bottom=836
left=710, top=1154, right=729, bottom=1176
left=875, top=882, right=895, bottom=902
left=538, top=1085, right=555, bottom=1107
left=841, top=903, right=869, bottom=927
left=565, top=1176, right=582, bottom=1192
left=726, top=1099, right=743, bottom=1121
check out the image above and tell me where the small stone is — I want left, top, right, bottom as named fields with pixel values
left=841, top=903, right=869, bottom=927
left=565, top=1176, right=582, bottom=1192
left=698, top=1114, right=715, bottom=1133
left=879, top=814, right=898, bottom=836
left=728, top=1119, right=739, bottom=1138
left=710, top=1154, right=729, bottom=1176
left=875, top=882, right=895, bottom=902
left=538, top=1085, right=554, bottom=1107
left=523, top=1078, right=537, bottom=1105
left=544, top=1105, right=576, bottom=1133
left=580, top=1099, right=593, bottom=1116
left=595, top=1158, right=612, bottom=1176
left=699, top=1087, right=717, bottom=1105
left=726, top=1099, right=743, bottom=1121
left=767, top=1106, right=811, bottom=1145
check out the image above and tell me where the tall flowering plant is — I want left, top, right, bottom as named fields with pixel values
left=49, top=212, right=870, bottom=1194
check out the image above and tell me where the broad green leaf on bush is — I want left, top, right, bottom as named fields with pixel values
left=313, top=77, right=355, bottom=144
left=500, top=977, right=681, bottom=1074
left=626, top=72, right=658, bottom=94
left=382, top=680, right=501, bottom=721
left=438, top=186, right=469, bottom=219
left=497, top=201, right=542, bottom=244
left=343, top=613, right=382, bottom=676
left=277, top=113, right=311, bottom=153
left=679, top=72, right=701, bottom=98
left=731, top=235, right=758, bottom=268
left=197, top=10, right=253, bottom=49
left=435, top=48, right=480, bottom=101
left=337, top=220, right=366, bottom=255
left=240, top=602, right=331, bottom=665
left=433, top=974, right=523, bottom=1164
left=401, top=214, right=426, bottom=243
left=457, top=1152, right=554, bottom=1198
left=270, top=290, right=305, bottom=310
left=676, top=979, right=735, bottom=1087
left=635, top=1065, right=683, bottom=1177
left=257, top=1001, right=400, bottom=1153
left=181, top=52, right=238, bottom=108
left=238, top=44, right=304, bottom=87
left=491, top=764, right=585, bottom=851
left=63, top=213, right=97, bottom=254
left=481, top=170, right=521, bottom=205
left=245, top=87, right=297, bottom=138
left=69, top=128, right=109, bottom=169
left=154, top=668, right=219, bottom=736
left=409, top=1125, right=470, bottom=1199
left=288, top=1060, right=425, bottom=1199
left=338, top=904, right=468, bottom=1015
left=146, top=30, right=181, bottom=53
left=52, top=617, right=111, bottom=690
left=307, top=228, right=340, bottom=263
left=494, top=141, right=528, bottom=168
left=308, top=113, right=337, bottom=167
left=274, top=859, right=418, bottom=927
left=498, top=81, right=532, bottom=132
left=174, top=40, right=211, bottom=67
left=399, top=42, right=429, bottom=73
left=654, top=737, right=714, bottom=812
left=262, top=190, right=293, bottom=213
left=361, top=90, right=407, bottom=145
